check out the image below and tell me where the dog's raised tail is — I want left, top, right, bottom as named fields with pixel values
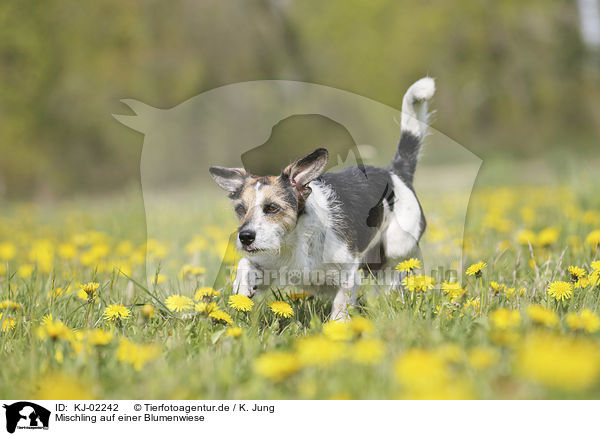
left=390, top=77, right=435, bottom=184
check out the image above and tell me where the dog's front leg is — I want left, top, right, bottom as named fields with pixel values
left=233, top=257, right=261, bottom=297
left=331, top=289, right=354, bottom=320
left=330, top=267, right=361, bottom=320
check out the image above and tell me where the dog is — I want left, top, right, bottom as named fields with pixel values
left=209, top=77, right=434, bottom=319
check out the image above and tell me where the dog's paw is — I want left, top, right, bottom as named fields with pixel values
left=232, top=275, right=256, bottom=298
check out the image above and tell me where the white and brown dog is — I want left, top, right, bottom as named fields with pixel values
left=209, top=78, right=434, bottom=319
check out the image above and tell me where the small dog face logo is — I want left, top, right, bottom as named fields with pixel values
left=210, top=148, right=329, bottom=255
left=3, top=402, right=50, bottom=433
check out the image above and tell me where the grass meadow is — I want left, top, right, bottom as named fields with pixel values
left=1, top=159, right=600, bottom=400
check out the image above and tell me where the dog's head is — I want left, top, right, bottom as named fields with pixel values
left=209, top=148, right=329, bottom=255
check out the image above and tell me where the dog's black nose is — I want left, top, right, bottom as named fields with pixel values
left=238, top=229, right=256, bottom=246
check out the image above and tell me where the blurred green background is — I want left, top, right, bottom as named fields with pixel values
left=1, top=0, right=599, bottom=199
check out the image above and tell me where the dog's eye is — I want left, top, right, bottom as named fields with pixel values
left=264, top=203, right=280, bottom=214
left=235, top=205, right=246, bottom=216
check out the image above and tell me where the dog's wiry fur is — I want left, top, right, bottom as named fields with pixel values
left=210, top=78, right=435, bottom=319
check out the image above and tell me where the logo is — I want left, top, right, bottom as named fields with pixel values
left=113, top=80, right=481, bottom=288
left=2, top=402, right=50, bottom=434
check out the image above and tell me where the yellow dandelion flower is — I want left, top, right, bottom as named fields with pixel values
left=288, top=291, right=312, bottom=301
left=17, top=264, right=34, bottom=278
left=585, top=230, right=600, bottom=249
left=41, top=314, right=53, bottom=326
left=400, top=380, right=474, bottom=400
left=85, top=329, right=114, bottom=345
left=195, top=302, right=219, bottom=314
left=537, top=227, right=560, bottom=247
left=402, top=274, right=435, bottom=292
left=0, top=241, right=16, bottom=261
left=149, top=273, right=166, bottom=285
left=490, top=329, right=520, bottom=346
left=516, top=332, right=600, bottom=391
left=228, top=294, right=254, bottom=312
left=489, top=308, right=520, bottom=330
left=566, top=309, right=600, bottom=333
left=268, top=301, right=294, bottom=318
left=70, top=329, right=113, bottom=349
left=466, top=261, right=487, bottom=277
left=351, top=338, right=385, bottom=365
left=584, top=210, right=600, bottom=226
left=116, top=240, right=133, bottom=256
left=328, top=392, right=353, bottom=400
left=54, top=349, right=64, bottom=364
left=350, top=316, right=374, bottom=335
left=467, top=347, right=499, bottom=370
left=590, top=270, right=600, bottom=287
left=194, top=286, right=220, bottom=301
left=208, top=309, right=233, bottom=325
left=116, top=338, right=160, bottom=371
left=58, top=243, right=77, bottom=260
left=581, top=309, right=600, bottom=333
left=566, top=313, right=584, bottom=331
left=568, top=266, right=586, bottom=281
left=226, top=326, right=243, bottom=338
left=323, top=321, right=354, bottom=341
left=146, top=239, right=168, bottom=259
left=103, top=304, right=131, bottom=321
left=395, top=258, right=422, bottom=272
left=528, top=258, right=537, bottom=270
left=526, top=305, right=558, bottom=327
left=180, top=264, right=206, bottom=277
left=517, top=229, right=537, bottom=246
left=547, top=281, right=573, bottom=302
left=254, top=352, right=300, bottom=381
left=69, top=334, right=88, bottom=356
left=49, top=286, right=69, bottom=298
left=0, top=299, right=22, bottom=310
left=435, top=303, right=457, bottom=320
left=184, top=235, right=208, bottom=255
left=0, top=312, right=16, bottom=332
left=591, top=260, right=600, bottom=272
left=32, top=372, right=94, bottom=400
left=80, top=282, right=100, bottom=302
left=36, top=319, right=71, bottom=341
left=437, top=344, right=463, bottom=363
left=489, top=281, right=505, bottom=294
left=394, top=349, right=448, bottom=390
left=165, top=294, right=193, bottom=312
left=441, top=282, right=466, bottom=300
left=463, top=297, right=480, bottom=312
left=296, top=336, right=347, bottom=367
left=141, top=304, right=155, bottom=318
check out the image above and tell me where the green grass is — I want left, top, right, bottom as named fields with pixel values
left=1, top=164, right=600, bottom=400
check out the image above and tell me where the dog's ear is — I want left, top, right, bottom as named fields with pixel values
left=282, top=148, right=329, bottom=200
left=209, top=166, right=247, bottom=193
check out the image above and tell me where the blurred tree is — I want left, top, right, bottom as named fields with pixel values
left=0, top=0, right=598, bottom=198
left=291, top=0, right=600, bottom=157
left=0, top=0, right=308, bottom=198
